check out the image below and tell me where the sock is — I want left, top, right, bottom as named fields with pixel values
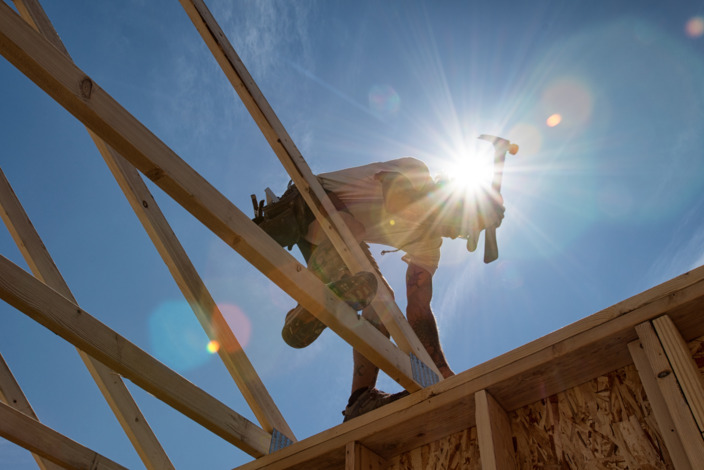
left=346, top=387, right=369, bottom=407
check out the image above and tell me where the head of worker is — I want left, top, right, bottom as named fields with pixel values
left=376, top=169, right=505, bottom=239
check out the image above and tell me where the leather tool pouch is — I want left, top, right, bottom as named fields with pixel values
left=253, top=185, right=312, bottom=250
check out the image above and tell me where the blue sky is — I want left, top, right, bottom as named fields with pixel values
left=1, top=0, right=704, bottom=468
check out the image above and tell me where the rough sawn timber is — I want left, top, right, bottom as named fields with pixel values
left=234, top=264, right=704, bottom=469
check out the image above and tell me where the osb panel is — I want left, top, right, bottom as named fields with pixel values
left=687, top=333, right=704, bottom=374
left=510, top=364, right=674, bottom=469
left=384, top=427, right=480, bottom=470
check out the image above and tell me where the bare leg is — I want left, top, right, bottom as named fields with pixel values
left=351, top=306, right=389, bottom=394
left=405, top=264, right=454, bottom=378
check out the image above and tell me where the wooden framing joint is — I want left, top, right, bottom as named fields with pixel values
left=410, top=353, right=439, bottom=387
left=269, top=428, right=294, bottom=454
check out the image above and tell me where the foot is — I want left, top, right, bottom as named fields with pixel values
left=281, top=305, right=327, bottom=349
left=281, top=272, right=378, bottom=348
left=341, top=387, right=409, bottom=422
left=327, top=271, right=377, bottom=311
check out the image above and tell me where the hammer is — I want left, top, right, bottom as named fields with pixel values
left=472, top=134, right=518, bottom=263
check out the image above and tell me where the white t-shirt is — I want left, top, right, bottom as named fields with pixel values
left=314, top=157, right=443, bottom=275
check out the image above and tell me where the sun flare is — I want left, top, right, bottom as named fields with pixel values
left=442, top=155, right=495, bottom=194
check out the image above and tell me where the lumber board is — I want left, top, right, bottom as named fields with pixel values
left=629, top=340, right=692, bottom=470
left=8, top=0, right=293, bottom=440
left=0, top=1, right=422, bottom=392
left=0, top=167, right=175, bottom=469
left=99, top=141, right=295, bottom=440
left=233, top=266, right=704, bottom=469
left=635, top=321, right=704, bottom=465
left=0, top=402, right=126, bottom=470
left=178, top=0, right=441, bottom=380
left=0, top=400, right=127, bottom=470
left=475, top=389, right=515, bottom=470
left=0, top=353, right=64, bottom=470
left=653, top=315, right=704, bottom=435
left=0, top=254, right=271, bottom=457
left=345, top=441, right=386, bottom=470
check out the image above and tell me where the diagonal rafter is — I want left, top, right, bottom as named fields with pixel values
left=0, top=353, right=65, bottom=470
left=0, top=252, right=272, bottom=457
left=10, top=0, right=294, bottom=440
left=0, top=168, right=175, bottom=469
left=179, top=0, right=442, bottom=381
left=0, top=399, right=128, bottom=470
left=0, top=0, right=423, bottom=391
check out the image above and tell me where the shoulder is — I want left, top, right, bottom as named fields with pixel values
left=384, top=158, right=434, bottom=191
left=384, top=157, right=430, bottom=175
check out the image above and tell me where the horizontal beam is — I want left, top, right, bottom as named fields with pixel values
left=0, top=1, right=421, bottom=391
left=179, top=0, right=441, bottom=380
left=0, top=400, right=127, bottom=470
left=0, top=253, right=271, bottom=457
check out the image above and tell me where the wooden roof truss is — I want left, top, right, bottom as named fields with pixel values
left=0, top=0, right=442, bottom=466
left=1, top=1, right=704, bottom=469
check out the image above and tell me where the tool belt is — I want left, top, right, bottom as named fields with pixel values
left=252, top=184, right=314, bottom=250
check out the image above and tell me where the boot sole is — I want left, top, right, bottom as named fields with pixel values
left=282, top=272, right=378, bottom=348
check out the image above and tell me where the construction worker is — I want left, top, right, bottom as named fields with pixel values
left=253, top=157, right=504, bottom=421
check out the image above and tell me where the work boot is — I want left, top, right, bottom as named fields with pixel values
left=342, top=387, right=409, bottom=422
left=282, top=272, right=378, bottom=348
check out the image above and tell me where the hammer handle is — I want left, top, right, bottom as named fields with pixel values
left=484, top=227, right=498, bottom=263
left=483, top=143, right=508, bottom=264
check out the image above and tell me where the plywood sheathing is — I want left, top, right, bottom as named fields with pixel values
left=688, top=336, right=704, bottom=375
left=385, top=428, right=481, bottom=470
left=511, top=363, right=673, bottom=469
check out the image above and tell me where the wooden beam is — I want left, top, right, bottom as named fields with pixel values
left=0, top=168, right=176, bottom=470
left=475, top=389, right=515, bottom=470
left=9, top=0, right=294, bottom=440
left=0, top=254, right=271, bottom=457
left=0, top=400, right=127, bottom=470
left=345, top=441, right=386, bottom=470
left=98, top=141, right=295, bottom=441
left=0, top=353, right=64, bottom=470
left=628, top=340, right=692, bottom=470
left=653, top=315, right=704, bottom=435
left=0, top=1, right=422, bottom=391
left=178, top=0, right=441, bottom=381
left=635, top=320, right=704, bottom=465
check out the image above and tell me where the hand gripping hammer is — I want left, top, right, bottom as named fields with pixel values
left=471, top=134, right=519, bottom=263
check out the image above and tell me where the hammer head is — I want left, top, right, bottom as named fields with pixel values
left=478, top=134, right=519, bottom=155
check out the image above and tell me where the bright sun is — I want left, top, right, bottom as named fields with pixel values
left=443, top=155, right=495, bottom=194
